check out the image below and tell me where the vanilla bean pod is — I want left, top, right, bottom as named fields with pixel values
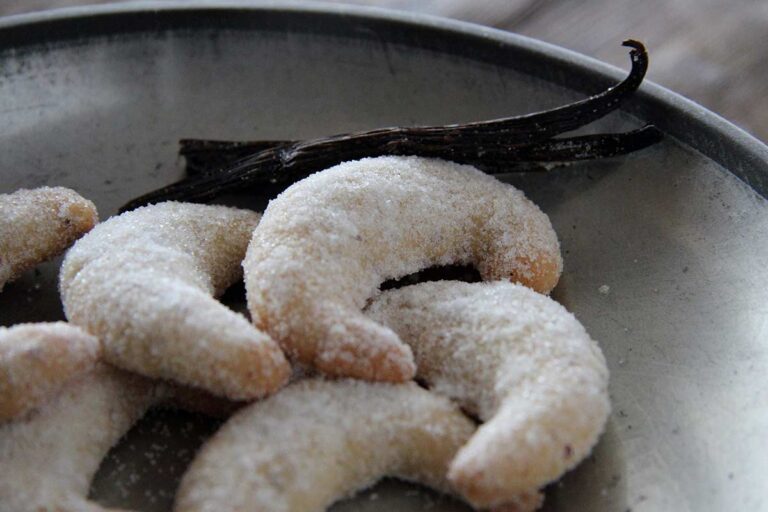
left=121, top=40, right=656, bottom=212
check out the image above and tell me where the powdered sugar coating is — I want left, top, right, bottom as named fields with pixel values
left=366, top=281, right=610, bottom=508
left=0, top=322, right=100, bottom=423
left=60, top=202, right=290, bottom=400
left=175, top=379, right=476, bottom=512
left=0, top=364, right=157, bottom=512
left=0, top=187, right=98, bottom=290
left=244, top=156, right=562, bottom=382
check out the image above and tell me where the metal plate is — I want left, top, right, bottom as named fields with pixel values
left=1, top=3, right=767, bottom=511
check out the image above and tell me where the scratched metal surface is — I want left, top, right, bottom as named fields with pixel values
left=0, top=3, right=767, bottom=512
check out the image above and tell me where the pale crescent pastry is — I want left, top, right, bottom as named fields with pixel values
left=0, top=322, right=100, bottom=423
left=0, top=364, right=157, bottom=512
left=366, top=280, right=610, bottom=508
left=60, top=202, right=290, bottom=400
left=175, top=378, right=477, bottom=512
left=0, top=186, right=97, bottom=290
left=244, top=156, right=561, bottom=382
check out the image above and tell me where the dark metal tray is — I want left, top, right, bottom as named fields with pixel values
left=1, top=3, right=766, bottom=511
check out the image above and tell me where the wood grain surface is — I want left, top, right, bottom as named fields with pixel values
left=1, top=0, right=766, bottom=142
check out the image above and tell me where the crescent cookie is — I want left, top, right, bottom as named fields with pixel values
left=0, top=322, right=100, bottom=423
left=0, top=186, right=97, bottom=290
left=0, top=364, right=157, bottom=512
left=60, top=202, right=290, bottom=401
left=244, top=156, right=562, bottom=382
left=366, top=280, right=610, bottom=509
left=174, top=379, right=476, bottom=512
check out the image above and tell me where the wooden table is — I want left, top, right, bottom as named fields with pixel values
left=3, top=0, right=767, bottom=142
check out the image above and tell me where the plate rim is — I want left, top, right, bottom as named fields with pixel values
left=0, top=0, right=766, bottom=196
